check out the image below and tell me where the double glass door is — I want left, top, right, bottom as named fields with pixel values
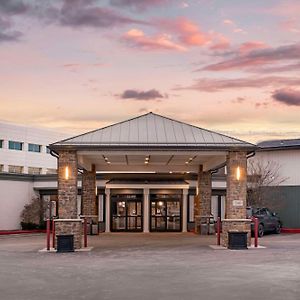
left=151, top=195, right=182, bottom=232
left=111, top=195, right=143, bottom=232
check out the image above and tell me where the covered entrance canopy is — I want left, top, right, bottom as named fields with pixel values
left=49, top=112, right=256, bottom=249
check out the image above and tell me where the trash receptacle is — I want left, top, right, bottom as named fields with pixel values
left=57, top=234, right=74, bottom=252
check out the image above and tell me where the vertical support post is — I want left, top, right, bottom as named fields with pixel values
left=143, top=188, right=150, bottom=233
left=84, top=218, right=88, bottom=248
left=46, top=219, right=50, bottom=251
left=254, top=217, right=258, bottom=248
left=105, top=189, right=110, bottom=233
left=217, top=217, right=221, bottom=246
left=182, top=189, right=188, bottom=232
left=52, top=218, right=55, bottom=249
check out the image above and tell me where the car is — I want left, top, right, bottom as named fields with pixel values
left=246, top=207, right=282, bottom=237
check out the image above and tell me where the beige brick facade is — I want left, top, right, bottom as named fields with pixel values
left=221, top=220, right=251, bottom=247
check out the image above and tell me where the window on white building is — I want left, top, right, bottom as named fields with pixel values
left=46, top=168, right=57, bottom=174
left=28, top=167, right=42, bottom=175
left=0, top=164, right=3, bottom=172
left=8, top=141, right=23, bottom=151
left=8, top=165, right=23, bottom=173
left=28, top=143, right=41, bottom=153
left=0, top=140, right=3, bottom=148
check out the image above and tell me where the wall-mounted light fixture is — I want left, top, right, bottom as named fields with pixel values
left=65, top=166, right=69, bottom=180
left=236, top=166, right=241, bottom=181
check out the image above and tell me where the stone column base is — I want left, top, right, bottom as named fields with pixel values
left=194, top=215, right=214, bottom=235
left=54, top=219, right=83, bottom=249
left=221, top=219, right=251, bottom=248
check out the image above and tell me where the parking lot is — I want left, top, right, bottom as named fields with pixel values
left=0, top=233, right=300, bottom=300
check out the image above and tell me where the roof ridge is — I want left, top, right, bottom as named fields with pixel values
left=149, top=112, right=255, bottom=146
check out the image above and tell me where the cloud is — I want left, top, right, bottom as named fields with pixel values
left=202, top=43, right=300, bottom=71
left=122, top=28, right=187, bottom=51
left=223, top=19, right=235, bottom=26
left=272, top=88, right=300, bottom=106
left=0, top=15, right=22, bottom=43
left=60, top=0, right=148, bottom=28
left=0, top=0, right=29, bottom=15
left=238, top=41, right=268, bottom=54
left=158, top=17, right=211, bottom=47
left=176, top=76, right=300, bottom=93
left=110, top=0, right=171, bottom=11
left=120, top=89, right=166, bottom=100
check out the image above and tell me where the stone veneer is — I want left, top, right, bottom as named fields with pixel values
left=82, top=168, right=97, bottom=223
left=226, top=151, right=247, bottom=219
left=221, top=219, right=251, bottom=247
left=55, top=219, right=83, bottom=249
left=57, top=150, right=78, bottom=219
left=222, top=151, right=249, bottom=247
left=194, top=165, right=212, bottom=234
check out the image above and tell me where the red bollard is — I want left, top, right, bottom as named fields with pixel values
left=84, top=218, right=88, bottom=248
left=52, top=219, right=55, bottom=249
left=254, top=217, right=259, bottom=248
left=217, top=217, right=221, bottom=246
left=46, top=219, right=50, bottom=251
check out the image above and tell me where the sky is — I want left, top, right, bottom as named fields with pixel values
left=0, top=0, right=300, bottom=143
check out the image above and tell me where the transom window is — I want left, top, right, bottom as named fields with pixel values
left=8, top=165, right=23, bottom=173
left=28, top=143, right=41, bottom=153
left=28, top=167, right=42, bottom=175
left=9, top=141, right=23, bottom=151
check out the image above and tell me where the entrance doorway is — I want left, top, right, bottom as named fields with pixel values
left=111, top=194, right=143, bottom=232
left=150, top=194, right=182, bottom=232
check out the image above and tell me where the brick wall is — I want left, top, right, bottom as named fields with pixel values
left=55, top=220, right=82, bottom=249
left=221, top=220, right=251, bottom=247
left=82, top=169, right=97, bottom=223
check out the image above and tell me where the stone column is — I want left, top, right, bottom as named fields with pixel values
left=105, top=188, right=111, bottom=232
left=221, top=151, right=251, bottom=247
left=143, top=188, right=150, bottom=233
left=194, top=165, right=212, bottom=234
left=82, top=166, right=98, bottom=226
left=182, top=189, right=188, bottom=232
left=55, top=150, right=82, bottom=249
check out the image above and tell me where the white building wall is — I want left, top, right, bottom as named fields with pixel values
left=0, top=122, right=68, bottom=174
left=250, top=149, right=300, bottom=186
left=0, top=179, right=35, bottom=230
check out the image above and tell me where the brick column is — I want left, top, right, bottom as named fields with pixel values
left=58, top=150, right=78, bottom=219
left=56, top=150, right=82, bottom=249
left=222, top=151, right=251, bottom=247
left=82, top=166, right=97, bottom=224
left=194, top=165, right=212, bottom=234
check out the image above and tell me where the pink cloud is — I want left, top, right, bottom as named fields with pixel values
left=280, top=19, right=300, bottom=33
left=122, top=28, right=187, bottom=52
left=209, top=34, right=230, bottom=50
left=158, top=17, right=211, bottom=47
left=238, top=41, right=268, bottom=54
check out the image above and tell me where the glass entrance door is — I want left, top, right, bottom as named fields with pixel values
left=111, top=195, right=143, bottom=232
left=151, top=195, right=182, bottom=232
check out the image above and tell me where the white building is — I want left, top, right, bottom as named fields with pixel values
left=0, top=122, right=68, bottom=175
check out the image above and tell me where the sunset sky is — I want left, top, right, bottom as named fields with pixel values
left=1, top=0, right=300, bottom=143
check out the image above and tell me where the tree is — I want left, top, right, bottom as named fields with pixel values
left=247, top=159, right=288, bottom=209
left=20, top=197, right=46, bottom=229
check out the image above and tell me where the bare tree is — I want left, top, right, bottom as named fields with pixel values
left=247, top=159, right=288, bottom=208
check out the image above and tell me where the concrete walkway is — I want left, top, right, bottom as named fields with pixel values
left=0, top=233, right=300, bottom=300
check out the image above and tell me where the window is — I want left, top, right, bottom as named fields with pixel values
left=0, top=140, right=3, bottom=148
left=8, top=165, right=23, bottom=173
left=0, top=165, right=3, bottom=172
left=28, top=167, right=42, bottom=175
left=46, top=147, right=50, bottom=154
left=9, top=141, right=23, bottom=151
left=28, top=143, right=41, bottom=153
left=46, top=168, right=57, bottom=174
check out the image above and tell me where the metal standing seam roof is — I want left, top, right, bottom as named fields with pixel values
left=50, top=112, right=255, bottom=149
left=257, top=138, right=300, bottom=150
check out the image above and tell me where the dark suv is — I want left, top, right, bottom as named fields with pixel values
left=247, top=207, right=282, bottom=237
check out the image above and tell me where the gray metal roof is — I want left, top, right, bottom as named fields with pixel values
left=50, top=112, right=255, bottom=150
left=258, top=138, right=300, bottom=150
